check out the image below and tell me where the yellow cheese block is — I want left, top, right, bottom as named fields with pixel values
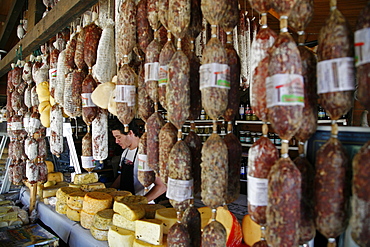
left=56, top=187, right=82, bottom=204
left=95, top=188, right=117, bottom=193
left=198, top=206, right=212, bottom=230
left=55, top=201, right=68, bottom=214
left=80, top=210, right=95, bottom=229
left=141, top=204, right=166, bottom=219
left=69, top=183, right=82, bottom=188
left=133, top=237, right=167, bottom=247
left=43, top=180, right=56, bottom=188
left=135, top=219, right=163, bottom=245
left=36, top=81, right=50, bottom=102
left=81, top=182, right=106, bottom=192
left=119, top=195, right=148, bottom=204
left=154, top=207, right=177, bottom=234
left=45, top=161, right=54, bottom=173
left=112, top=213, right=136, bottom=231
left=82, top=192, right=113, bottom=214
left=73, top=172, right=99, bottom=185
left=67, top=191, right=87, bottom=210
left=66, top=207, right=81, bottom=222
left=42, top=182, right=69, bottom=198
left=113, top=202, right=145, bottom=221
left=90, top=225, right=108, bottom=241
left=108, top=226, right=135, bottom=247
left=40, top=104, right=51, bottom=127
left=242, top=214, right=262, bottom=246
left=93, top=209, right=114, bottom=230
left=109, top=191, right=132, bottom=201
left=47, top=172, right=64, bottom=183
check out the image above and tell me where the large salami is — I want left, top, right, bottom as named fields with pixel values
left=55, top=49, right=66, bottom=106
left=64, top=69, right=86, bottom=118
left=168, top=0, right=190, bottom=39
left=64, top=33, right=77, bottom=72
left=202, top=220, right=227, bottom=247
left=185, top=0, right=202, bottom=40
left=158, top=122, right=177, bottom=184
left=138, top=132, right=155, bottom=189
left=167, top=222, right=191, bottom=247
left=147, top=112, right=165, bottom=173
left=92, top=109, right=109, bottom=162
left=184, top=125, right=202, bottom=194
left=82, top=74, right=98, bottom=126
left=201, top=0, right=229, bottom=26
left=75, top=26, right=87, bottom=71
left=147, top=0, right=161, bottom=31
left=83, top=23, right=102, bottom=69
left=138, top=63, right=154, bottom=122
left=81, top=132, right=94, bottom=171
left=350, top=140, right=370, bottom=247
left=145, top=37, right=162, bottom=103
left=181, top=205, right=201, bottom=247
left=49, top=44, right=60, bottom=98
left=355, top=1, right=370, bottom=112
left=50, top=104, right=63, bottom=157
left=137, top=0, right=153, bottom=54
left=316, top=0, right=354, bottom=120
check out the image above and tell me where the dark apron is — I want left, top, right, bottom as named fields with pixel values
left=119, top=148, right=138, bottom=194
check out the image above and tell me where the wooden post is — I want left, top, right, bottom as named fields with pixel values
left=29, top=183, right=37, bottom=213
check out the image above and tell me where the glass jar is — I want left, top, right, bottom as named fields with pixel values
left=239, top=131, right=246, bottom=143
left=245, top=131, right=252, bottom=144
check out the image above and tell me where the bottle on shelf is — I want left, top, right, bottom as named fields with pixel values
left=239, top=103, right=245, bottom=120
left=200, top=109, right=206, bottom=120
left=318, top=105, right=326, bottom=120
left=245, top=103, right=252, bottom=121
left=245, top=130, right=251, bottom=144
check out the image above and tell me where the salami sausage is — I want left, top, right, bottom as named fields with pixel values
left=316, top=2, right=354, bottom=120
left=49, top=45, right=60, bottom=98
left=201, top=0, right=229, bottom=26
left=138, top=132, right=156, bottom=188
left=166, top=49, right=190, bottom=129
left=182, top=205, right=201, bottom=247
left=138, top=63, right=155, bottom=122
left=145, top=38, right=162, bottom=103
left=202, top=220, right=227, bottom=247
left=26, top=160, right=38, bottom=184
left=137, top=0, right=153, bottom=53
left=32, top=57, right=43, bottom=85
left=55, top=49, right=66, bottom=106
left=37, top=160, right=48, bottom=182
left=220, top=0, right=239, bottom=33
left=147, top=0, right=161, bottom=31
left=116, top=64, right=137, bottom=129
left=355, top=1, right=370, bottom=111
left=158, top=0, right=169, bottom=30
left=92, top=109, right=109, bottom=161
left=50, top=104, right=64, bottom=157
left=82, top=74, right=98, bottom=126
left=248, top=0, right=271, bottom=13
left=13, top=161, right=26, bottom=185
left=158, top=122, right=177, bottom=184
left=28, top=111, right=41, bottom=136
left=167, top=222, right=191, bottom=247
left=289, top=0, right=314, bottom=32
left=266, top=157, right=301, bottom=247
left=83, top=23, right=102, bottom=69
left=37, top=137, right=47, bottom=160
left=25, top=136, right=38, bottom=161
left=185, top=0, right=202, bottom=40
left=64, top=69, right=86, bottom=118
left=314, top=126, right=350, bottom=242
left=350, top=140, right=370, bottom=247
left=270, top=0, right=299, bottom=16
left=24, top=84, right=32, bottom=110
left=31, top=85, right=39, bottom=109
left=147, top=112, right=165, bottom=173
left=12, top=66, right=22, bottom=89
left=158, top=35, right=176, bottom=110
left=75, top=26, right=87, bottom=71
left=184, top=128, right=202, bottom=194
left=167, top=140, right=192, bottom=212
left=22, top=61, right=33, bottom=84
left=82, top=132, right=93, bottom=157
left=201, top=133, right=228, bottom=208
left=64, top=33, right=77, bottom=72
left=168, top=0, right=190, bottom=39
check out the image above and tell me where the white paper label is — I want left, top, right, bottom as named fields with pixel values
left=49, top=69, right=57, bottom=78
left=158, top=65, right=169, bottom=86
left=199, top=63, right=231, bottom=90
left=81, top=93, right=96, bottom=107
left=115, top=85, right=136, bottom=106
left=138, top=154, right=152, bottom=171
left=166, top=177, right=194, bottom=202
left=247, top=175, right=268, bottom=206
left=12, top=121, right=23, bottom=131
left=266, top=73, right=304, bottom=107
left=317, top=57, right=355, bottom=94
left=7, top=122, right=12, bottom=132
left=29, top=118, right=40, bottom=130
left=144, top=62, right=159, bottom=82
left=355, top=28, right=370, bottom=66
left=81, top=156, right=95, bottom=168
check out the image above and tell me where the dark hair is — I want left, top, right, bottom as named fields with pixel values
left=110, top=119, right=141, bottom=137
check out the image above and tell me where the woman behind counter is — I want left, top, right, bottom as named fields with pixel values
left=110, top=120, right=167, bottom=203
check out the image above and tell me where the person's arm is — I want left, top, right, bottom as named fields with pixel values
left=110, top=174, right=121, bottom=189
left=144, top=176, right=167, bottom=202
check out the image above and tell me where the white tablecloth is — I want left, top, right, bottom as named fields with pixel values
left=19, top=187, right=108, bottom=247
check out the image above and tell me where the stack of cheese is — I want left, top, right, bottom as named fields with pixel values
left=90, top=209, right=115, bottom=241
left=66, top=190, right=88, bottom=221
left=39, top=169, right=67, bottom=200
left=55, top=187, right=82, bottom=214
left=0, top=205, right=29, bottom=227
left=81, top=192, right=113, bottom=229
left=72, top=172, right=106, bottom=192
left=108, top=196, right=169, bottom=247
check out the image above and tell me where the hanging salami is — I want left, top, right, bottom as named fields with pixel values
left=83, top=22, right=102, bottom=70
left=50, top=104, right=63, bottom=157
left=64, top=69, right=86, bottom=118
left=184, top=124, right=202, bottom=194
left=82, top=74, right=98, bottom=126
left=64, top=33, right=77, bottom=72
left=202, top=220, right=227, bottom=247
left=75, top=26, right=87, bottom=71
left=145, top=36, right=162, bottom=103
left=146, top=112, right=165, bottom=173
left=167, top=222, right=191, bottom=247
left=137, top=0, right=153, bottom=54
left=158, top=122, right=177, bottom=184
left=55, top=49, right=66, bottom=106
left=185, top=0, right=202, bottom=40
left=138, top=132, right=156, bottom=190
left=182, top=205, right=201, bottom=247
left=138, top=63, right=155, bottom=122
left=92, top=108, right=109, bottom=162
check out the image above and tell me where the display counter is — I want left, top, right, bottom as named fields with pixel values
left=19, top=187, right=108, bottom=247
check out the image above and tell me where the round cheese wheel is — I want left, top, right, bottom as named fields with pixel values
left=93, top=209, right=114, bottom=230
left=66, top=207, right=81, bottom=222
left=55, top=201, right=67, bottom=214
left=67, top=191, right=87, bottom=210
left=90, top=225, right=109, bottom=241
left=80, top=210, right=95, bottom=229
left=109, top=191, right=132, bottom=201
left=119, top=195, right=148, bottom=204
left=82, top=192, right=113, bottom=214
left=56, top=187, right=81, bottom=204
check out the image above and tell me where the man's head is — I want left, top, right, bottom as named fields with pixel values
left=111, top=120, right=141, bottom=150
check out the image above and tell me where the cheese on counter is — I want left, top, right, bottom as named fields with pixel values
left=56, top=187, right=82, bottom=204
left=45, top=160, right=54, bottom=173
left=112, top=213, right=136, bottom=231
left=119, top=195, right=148, bottom=204
left=82, top=192, right=113, bottom=214
left=93, top=209, right=114, bottom=230
left=141, top=204, right=166, bottom=219
left=90, top=225, right=108, bottom=241
left=55, top=201, right=68, bottom=214
left=108, top=226, right=135, bottom=247
left=47, top=172, right=64, bottom=182
left=80, top=210, right=95, bottom=229
left=109, top=191, right=132, bottom=201
left=67, top=191, right=87, bottom=210
left=95, top=188, right=117, bottom=193
left=154, top=208, right=177, bottom=234
left=81, top=182, right=106, bottom=192
left=133, top=237, right=167, bottom=247
left=73, top=172, right=99, bottom=185
left=42, top=182, right=69, bottom=198
left=135, top=219, right=163, bottom=245
left=113, top=202, right=145, bottom=221
left=66, top=207, right=81, bottom=222
left=69, top=183, right=82, bottom=188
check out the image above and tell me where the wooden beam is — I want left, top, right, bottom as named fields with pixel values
left=0, top=0, right=98, bottom=78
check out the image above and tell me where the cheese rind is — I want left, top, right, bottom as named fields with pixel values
left=90, top=225, right=108, bottom=241
left=108, top=226, right=135, bottom=247
left=112, top=213, right=136, bottom=231
left=67, top=191, right=87, bottom=210
left=135, top=219, right=163, bottom=245
left=93, top=209, right=114, bottom=230
left=81, top=182, right=106, bottom=192
left=133, top=238, right=167, bottom=247
left=82, top=192, right=113, bottom=214
left=55, top=201, right=68, bottom=214
left=113, top=202, right=145, bottom=221
left=73, top=172, right=99, bottom=185
left=154, top=208, right=177, bottom=234
left=109, top=191, right=132, bottom=201
left=56, top=187, right=82, bottom=204
left=119, top=195, right=148, bottom=204
left=95, top=188, right=117, bottom=193
left=47, top=172, right=64, bottom=182
left=42, top=182, right=69, bottom=198
left=80, top=210, right=95, bottom=229
left=66, top=207, right=81, bottom=222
